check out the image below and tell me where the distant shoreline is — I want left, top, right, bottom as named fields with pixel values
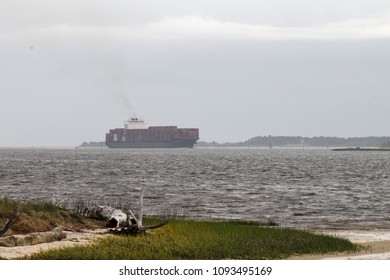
left=332, top=147, right=390, bottom=151
left=197, top=135, right=390, bottom=148
left=77, top=135, right=390, bottom=149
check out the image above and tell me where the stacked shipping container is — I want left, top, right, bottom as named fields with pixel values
left=105, top=125, right=199, bottom=148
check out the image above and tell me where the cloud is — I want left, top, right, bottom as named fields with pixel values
left=144, top=11, right=390, bottom=40
left=9, top=9, right=389, bottom=42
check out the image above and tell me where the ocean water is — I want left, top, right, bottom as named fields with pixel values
left=1, top=147, right=390, bottom=229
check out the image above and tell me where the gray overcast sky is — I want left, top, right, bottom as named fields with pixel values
left=1, top=0, right=390, bottom=146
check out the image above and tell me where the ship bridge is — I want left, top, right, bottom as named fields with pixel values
left=124, top=117, right=146, bottom=129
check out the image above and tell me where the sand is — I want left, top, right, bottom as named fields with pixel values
left=2, top=228, right=390, bottom=260
left=0, top=229, right=108, bottom=259
left=290, top=229, right=390, bottom=260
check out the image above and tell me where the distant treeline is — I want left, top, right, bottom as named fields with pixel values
left=79, top=141, right=107, bottom=148
left=80, top=137, right=390, bottom=148
left=197, top=136, right=390, bottom=148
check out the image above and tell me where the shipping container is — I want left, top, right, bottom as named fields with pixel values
left=105, top=117, right=199, bottom=148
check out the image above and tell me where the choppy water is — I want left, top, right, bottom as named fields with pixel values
left=1, top=147, right=390, bottom=229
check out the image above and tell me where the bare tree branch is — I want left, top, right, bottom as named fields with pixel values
left=109, top=220, right=169, bottom=235
left=127, top=209, right=138, bottom=224
left=0, top=207, right=18, bottom=237
left=141, top=220, right=169, bottom=231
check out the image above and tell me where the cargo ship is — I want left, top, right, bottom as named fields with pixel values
left=105, top=117, right=199, bottom=148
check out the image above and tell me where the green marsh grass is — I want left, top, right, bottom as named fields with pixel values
left=1, top=198, right=361, bottom=260
left=28, top=218, right=361, bottom=260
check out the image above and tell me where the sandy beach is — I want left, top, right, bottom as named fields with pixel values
left=290, top=229, right=390, bottom=260
left=1, top=228, right=390, bottom=260
left=0, top=229, right=108, bottom=259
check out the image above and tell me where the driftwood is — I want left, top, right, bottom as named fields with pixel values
left=0, top=227, right=66, bottom=247
left=82, top=206, right=127, bottom=228
left=0, top=207, right=18, bottom=237
left=110, top=188, right=169, bottom=235
left=82, top=189, right=168, bottom=234
left=110, top=219, right=169, bottom=235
